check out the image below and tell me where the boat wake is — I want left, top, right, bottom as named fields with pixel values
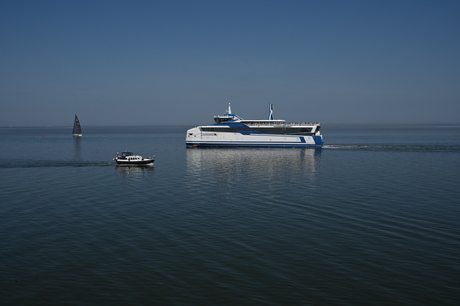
left=324, top=145, right=460, bottom=151
left=0, top=160, right=115, bottom=169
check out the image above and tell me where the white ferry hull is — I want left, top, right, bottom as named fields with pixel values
left=186, top=128, right=323, bottom=148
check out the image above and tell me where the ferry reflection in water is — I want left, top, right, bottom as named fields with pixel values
left=186, top=148, right=322, bottom=193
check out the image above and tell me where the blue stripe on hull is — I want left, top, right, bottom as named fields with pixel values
left=186, top=143, right=323, bottom=148
left=313, top=136, right=323, bottom=145
left=186, top=133, right=324, bottom=148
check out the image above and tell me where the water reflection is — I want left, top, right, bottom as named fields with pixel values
left=73, top=137, right=82, bottom=160
left=186, top=148, right=321, bottom=188
left=115, top=165, right=154, bottom=178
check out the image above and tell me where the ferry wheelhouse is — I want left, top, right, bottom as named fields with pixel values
left=186, top=104, right=323, bottom=148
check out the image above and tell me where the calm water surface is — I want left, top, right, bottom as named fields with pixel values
left=1, top=125, right=459, bottom=304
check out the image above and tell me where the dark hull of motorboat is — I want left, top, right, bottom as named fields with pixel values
left=114, top=159, right=155, bottom=165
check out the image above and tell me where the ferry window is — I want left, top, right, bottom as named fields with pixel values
left=188, top=133, right=193, bottom=136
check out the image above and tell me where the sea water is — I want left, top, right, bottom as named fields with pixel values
left=1, top=125, right=459, bottom=304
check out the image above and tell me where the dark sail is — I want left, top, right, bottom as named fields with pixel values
left=72, top=114, right=82, bottom=136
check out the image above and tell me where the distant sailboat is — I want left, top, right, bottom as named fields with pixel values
left=72, top=114, right=82, bottom=137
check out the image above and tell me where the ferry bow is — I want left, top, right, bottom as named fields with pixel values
left=186, top=104, right=323, bottom=148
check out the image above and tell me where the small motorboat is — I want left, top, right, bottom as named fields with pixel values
left=114, top=151, right=155, bottom=166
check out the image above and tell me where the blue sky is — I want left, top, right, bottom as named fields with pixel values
left=1, top=0, right=459, bottom=126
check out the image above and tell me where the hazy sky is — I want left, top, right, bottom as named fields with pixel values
left=1, top=0, right=459, bottom=126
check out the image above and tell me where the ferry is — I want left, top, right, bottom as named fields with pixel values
left=186, top=104, right=323, bottom=148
